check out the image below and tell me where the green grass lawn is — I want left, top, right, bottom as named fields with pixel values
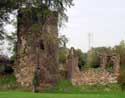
left=0, top=91, right=125, bottom=98
left=0, top=76, right=125, bottom=98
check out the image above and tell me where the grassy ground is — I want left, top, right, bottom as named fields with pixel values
left=0, top=76, right=125, bottom=98
left=0, top=91, right=125, bottom=98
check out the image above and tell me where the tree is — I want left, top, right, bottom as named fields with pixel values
left=0, top=0, right=74, bottom=29
left=0, top=0, right=17, bottom=39
left=76, top=49, right=87, bottom=70
left=59, top=47, right=68, bottom=64
left=119, top=40, right=125, bottom=48
left=58, top=35, right=68, bottom=64
left=59, top=35, right=68, bottom=48
left=6, top=32, right=17, bottom=62
left=114, top=40, right=125, bottom=90
left=86, top=48, right=100, bottom=68
left=113, top=40, right=125, bottom=65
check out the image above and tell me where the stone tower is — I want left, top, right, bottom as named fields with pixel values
left=66, top=47, right=80, bottom=80
left=15, top=8, right=59, bottom=88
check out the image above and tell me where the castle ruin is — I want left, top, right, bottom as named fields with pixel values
left=14, top=8, right=121, bottom=88
left=99, top=53, right=120, bottom=76
left=66, top=48, right=120, bottom=85
left=15, top=8, right=59, bottom=89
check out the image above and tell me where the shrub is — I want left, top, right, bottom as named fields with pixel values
left=0, top=74, right=16, bottom=85
left=32, top=70, right=39, bottom=92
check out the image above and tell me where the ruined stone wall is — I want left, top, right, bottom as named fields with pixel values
left=66, top=47, right=81, bottom=84
left=15, top=8, right=59, bottom=88
left=66, top=48, right=80, bottom=79
left=99, top=53, right=120, bottom=76
left=66, top=48, right=120, bottom=86
left=72, top=68, right=118, bottom=85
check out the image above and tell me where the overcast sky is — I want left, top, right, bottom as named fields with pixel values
left=60, top=0, right=125, bottom=52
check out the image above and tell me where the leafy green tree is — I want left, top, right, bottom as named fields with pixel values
left=6, top=32, right=17, bottom=62
left=94, top=47, right=113, bottom=55
left=0, top=0, right=17, bottom=39
left=59, top=35, right=68, bottom=64
left=59, top=47, right=68, bottom=64
left=114, top=40, right=125, bottom=90
left=76, top=49, right=87, bottom=70
left=0, top=0, right=74, bottom=33
left=86, top=48, right=100, bottom=68
left=113, top=40, right=125, bottom=66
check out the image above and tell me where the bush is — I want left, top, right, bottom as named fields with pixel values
left=32, top=70, right=39, bottom=86
left=0, top=74, right=16, bottom=85
left=32, top=70, right=40, bottom=92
